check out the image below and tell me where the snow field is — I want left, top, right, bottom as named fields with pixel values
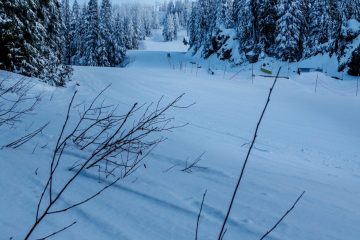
left=1, top=30, right=360, bottom=240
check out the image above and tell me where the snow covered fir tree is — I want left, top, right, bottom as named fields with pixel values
left=162, top=0, right=189, bottom=41
left=60, top=0, right=156, bottom=67
left=0, top=0, right=71, bottom=86
left=187, top=0, right=360, bottom=75
left=2, top=0, right=358, bottom=79
left=0, top=0, right=160, bottom=85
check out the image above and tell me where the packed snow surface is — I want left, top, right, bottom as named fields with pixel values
left=1, top=29, right=360, bottom=240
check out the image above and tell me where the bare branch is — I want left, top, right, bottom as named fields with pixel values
left=181, top=152, right=207, bottom=173
left=25, top=87, right=189, bottom=240
left=220, top=229, right=227, bottom=240
left=3, top=122, right=49, bottom=149
left=260, top=191, right=305, bottom=240
left=48, top=176, right=123, bottom=215
left=217, top=68, right=282, bottom=239
left=195, top=190, right=207, bottom=240
left=35, top=221, right=77, bottom=240
left=0, top=77, right=41, bottom=127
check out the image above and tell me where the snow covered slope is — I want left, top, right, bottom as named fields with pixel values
left=1, top=31, right=360, bottom=240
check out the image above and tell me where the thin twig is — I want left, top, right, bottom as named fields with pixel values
left=181, top=152, right=207, bottom=173
left=0, top=78, right=40, bottom=127
left=220, top=229, right=227, bottom=240
left=35, top=221, right=77, bottom=240
left=217, top=67, right=282, bottom=240
left=260, top=191, right=305, bottom=240
left=4, top=122, right=49, bottom=149
left=25, top=89, right=190, bottom=240
left=195, top=190, right=207, bottom=240
left=162, top=163, right=180, bottom=173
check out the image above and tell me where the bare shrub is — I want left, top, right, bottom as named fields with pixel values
left=24, top=87, right=189, bottom=239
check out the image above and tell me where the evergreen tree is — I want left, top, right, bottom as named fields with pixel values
left=188, top=2, right=198, bottom=46
left=75, top=4, right=88, bottom=65
left=258, top=0, right=278, bottom=55
left=0, top=0, right=32, bottom=74
left=306, top=0, right=332, bottom=55
left=123, top=16, right=135, bottom=49
left=216, top=0, right=233, bottom=29
left=98, top=0, right=112, bottom=67
left=0, top=0, right=71, bottom=86
left=340, top=0, right=360, bottom=21
left=163, top=14, right=175, bottom=41
left=173, top=13, right=180, bottom=40
left=143, top=7, right=153, bottom=37
left=132, top=5, right=145, bottom=43
left=151, top=8, right=160, bottom=29
left=196, top=0, right=216, bottom=46
left=83, top=0, right=100, bottom=66
left=112, top=13, right=126, bottom=65
left=61, top=0, right=71, bottom=64
left=275, top=0, right=305, bottom=61
left=302, top=0, right=340, bottom=57
left=184, top=0, right=193, bottom=30
left=167, top=1, right=175, bottom=14
left=234, top=0, right=258, bottom=54
left=39, top=0, right=72, bottom=85
left=188, top=0, right=216, bottom=51
left=353, top=0, right=360, bottom=21
left=348, top=45, right=360, bottom=76
left=328, top=0, right=342, bottom=54
left=69, top=0, right=81, bottom=64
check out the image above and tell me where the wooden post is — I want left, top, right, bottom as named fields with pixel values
left=315, top=74, right=318, bottom=93
left=252, top=63, right=254, bottom=84
left=287, top=60, right=290, bottom=78
left=223, top=64, right=227, bottom=79
left=98, top=165, right=101, bottom=183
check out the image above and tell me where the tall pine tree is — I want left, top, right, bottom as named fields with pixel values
left=83, top=0, right=100, bottom=66
left=61, top=0, right=71, bottom=64
left=234, top=0, right=258, bottom=54
left=98, top=0, right=112, bottom=67
left=0, top=0, right=71, bottom=86
left=258, top=0, right=278, bottom=55
left=275, top=0, right=305, bottom=61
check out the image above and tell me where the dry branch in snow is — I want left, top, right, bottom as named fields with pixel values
left=24, top=86, right=188, bottom=240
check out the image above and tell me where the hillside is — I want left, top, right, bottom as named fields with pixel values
left=1, top=29, right=360, bottom=240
